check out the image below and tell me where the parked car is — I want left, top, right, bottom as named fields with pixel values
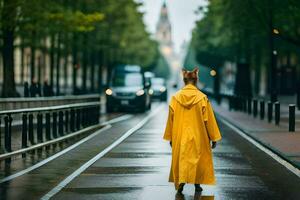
left=150, top=77, right=168, bottom=101
left=106, top=65, right=152, bottom=112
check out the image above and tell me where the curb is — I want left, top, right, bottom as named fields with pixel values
left=216, top=113, right=300, bottom=171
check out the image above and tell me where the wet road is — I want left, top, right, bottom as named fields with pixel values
left=53, top=103, right=300, bottom=199
left=1, top=102, right=300, bottom=199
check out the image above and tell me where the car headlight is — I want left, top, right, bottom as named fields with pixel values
left=159, top=87, right=166, bottom=92
left=148, top=89, right=154, bottom=95
left=136, top=89, right=145, bottom=96
left=105, top=89, right=113, bottom=95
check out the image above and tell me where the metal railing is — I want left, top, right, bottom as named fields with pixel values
left=0, top=94, right=100, bottom=111
left=0, top=102, right=100, bottom=159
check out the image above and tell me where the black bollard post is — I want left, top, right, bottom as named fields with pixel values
left=76, top=109, right=81, bottom=130
left=52, top=112, right=58, bottom=138
left=95, top=105, right=100, bottom=124
left=0, top=117, right=2, bottom=151
left=260, top=100, right=265, bottom=120
left=289, top=104, right=295, bottom=132
left=243, top=97, right=247, bottom=113
left=70, top=109, right=75, bottom=132
left=22, top=114, right=28, bottom=149
left=37, top=113, right=43, bottom=143
left=45, top=113, right=51, bottom=141
left=58, top=111, right=64, bottom=136
left=28, top=114, right=34, bottom=145
left=65, top=110, right=69, bottom=133
left=81, top=108, right=86, bottom=127
left=297, top=91, right=300, bottom=110
left=274, top=102, right=280, bottom=125
left=267, top=101, right=273, bottom=123
left=4, top=115, right=12, bottom=152
left=248, top=98, right=252, bottom=115
left=253, top=99, right=258, bottom=118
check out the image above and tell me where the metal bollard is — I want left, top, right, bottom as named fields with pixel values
left=65, top=110, right=69, bottom=133
left=243, top=97, right=247, bottom=112
left=297, top=91, right=300, bottom=110
left=58, top=111, right=64, bottom=136
left=52, top=112, right=58, bottom=138
left=37, top=113, right=43, bottom=143
left=81, top=108, right=86, bottom=127
left=260, top=100, right=265, bottom=120
left=253, top=99, right=258, bottom=118
left=45, top=113, right=51, bottom=141
left=0, top=117, right=2, bottom=150
left=76, top=109, right=81, bottom=130
left=289, top=104, right=295, bottom=132
left=22, top=114, right=28, bottom=148
left=247, top=98, right=252, bottom=114
left=28, top=114, right=34, bottom=145
left=267, top=101, right=273, bottom=123
left=4, top=115, right=12, bottom=152
left=274, top=102, right=280, bottom=125
left=88, top=107, right=92, bottom=125
left=70, top=109, right=75, bottom=132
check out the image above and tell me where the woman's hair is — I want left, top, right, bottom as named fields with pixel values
left=182, top=67, right=199, bottom=85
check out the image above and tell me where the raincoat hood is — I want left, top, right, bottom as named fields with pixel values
left=174, top=84, right=206, bottom=109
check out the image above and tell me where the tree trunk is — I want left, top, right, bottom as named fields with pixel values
left=30, top=31, right=36, bottom=82
left=56, top=33, right=62, bottom=95
left=1, top=29, right=19, bottom=97
left=63, top=38, right=69, bottom=94
left=50, top=34, right=55, bottom=88
left=90, top=51, right=96, bottom=92
left=72, top=33, right=78, bottom=94
left=1, top=0, right=19, bottom=97
left=97, top=50, right=103, bottom=93
left=82, top=33, right=88, bottom=93
left=21, top=42, right=25, bottom=84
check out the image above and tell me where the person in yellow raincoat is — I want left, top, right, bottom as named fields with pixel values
left=163, top=67, right=222, bottom=194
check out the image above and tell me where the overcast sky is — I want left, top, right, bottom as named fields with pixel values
left=137, top=0, right=206, bottom=52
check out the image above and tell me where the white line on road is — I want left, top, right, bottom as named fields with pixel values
left=41, top=105, right=163, bottom=200
left=0, top=114, right=132, bottom=183
left=219, top=118, right=300, bottom=178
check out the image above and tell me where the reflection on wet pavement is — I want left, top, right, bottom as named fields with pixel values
left=53, top=104, right=296, bottom=200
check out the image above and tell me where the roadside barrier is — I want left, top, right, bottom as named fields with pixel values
left=260, top=100, right=265, bottom=120
left=289, top=104, right=295, bottom=132
left=267, top=101, right=273, bottom=123
left=253, top=99, right=258, bottom=118
left=275, top=102, right=280, bottom=125
left=0, top=102, right=100, bottom=159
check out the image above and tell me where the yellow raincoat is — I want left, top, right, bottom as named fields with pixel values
left=163, top=84, right=221, bottom=189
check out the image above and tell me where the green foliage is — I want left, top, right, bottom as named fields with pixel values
left=192, top=0, right=300, bottom=68
left=0, top=0, right=161, bottom=96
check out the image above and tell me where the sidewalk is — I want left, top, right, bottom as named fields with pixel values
left=212, top=100, right=300, bottom=169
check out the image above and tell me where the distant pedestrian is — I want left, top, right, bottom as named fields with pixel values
left=29, top=78, right=39, bottom=97
left=24, top=82, right=29, bottom=97
left=43, top=79, right=53, bottom=97
left=163, top=67, right=222, bottom=194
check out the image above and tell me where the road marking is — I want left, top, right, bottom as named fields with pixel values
left=41, top=105, right=163, bottom=200
left=219, top=118, right=300, bottom=178
left=0, top=114, right=132, bottom=183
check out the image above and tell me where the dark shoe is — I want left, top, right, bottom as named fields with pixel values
left=194, top=184, right=203, bottom=193
left=177, top=183, right=185, bottom=194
